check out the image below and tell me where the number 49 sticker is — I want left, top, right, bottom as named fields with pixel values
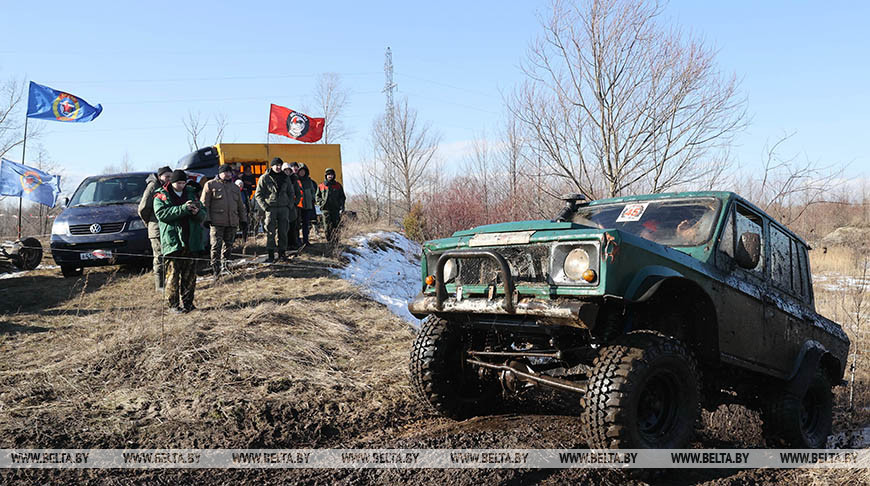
left=616, top=203, right=650, bottom=222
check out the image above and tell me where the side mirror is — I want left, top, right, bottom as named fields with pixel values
left=63, top=197, right=70, bottom=207
left=735, top=232, right=761, bottom=270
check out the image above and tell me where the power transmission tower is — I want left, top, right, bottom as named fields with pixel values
left=383, top=47, right=397, bottom=224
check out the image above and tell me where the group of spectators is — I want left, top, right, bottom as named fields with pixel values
left=137, top=159, right=346, bottom=314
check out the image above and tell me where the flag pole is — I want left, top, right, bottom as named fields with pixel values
left=17, top=116, right=29, bottom=240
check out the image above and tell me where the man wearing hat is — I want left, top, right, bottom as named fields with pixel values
left=201, top=164, right=248, bottom=277
left=255, top=157, right=299, bottom=262
left=316, top=168, right=346, bottom=244
left=154, top=170, right=208, bottom=312
left=139, top=165, right=173, bottom=291
left=283, top=161, right=303, bottom=250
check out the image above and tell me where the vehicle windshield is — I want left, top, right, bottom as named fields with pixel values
left=571, top=197, right=721, bottom=247
left=69, top=175, right=147, bottom=207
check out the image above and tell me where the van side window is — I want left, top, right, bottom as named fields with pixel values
left=734, top=205, right=764, bottom=275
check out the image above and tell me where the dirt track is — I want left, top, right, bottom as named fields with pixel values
left=0, top=239, right=865, bottom=485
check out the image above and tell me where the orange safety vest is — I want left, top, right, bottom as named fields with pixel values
left=296, top=179, right=304, bottom=208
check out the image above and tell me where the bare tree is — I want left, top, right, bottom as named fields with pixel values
left=736, top=133, right=844, bottom=228
left=373, top=99, right=441, bottom=215
left=463, top=134, right=495, bottom=219
left=183, top=110, right=207, bottom=151
left=499, top=118, right=527, bottom=220
left=102, top=151, right=136, bottom=174
left=213, top=112, right=228, bottom=144
left=0, top=76, right=43, bottom=161
left=312, top=73, right=351, bottom=144
left=508, top=0, right=747, bottom=199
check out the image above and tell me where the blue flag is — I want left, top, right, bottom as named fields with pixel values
left=0, top=159, right=62, bottom=207
left=27, top=81, right=102, bottom=122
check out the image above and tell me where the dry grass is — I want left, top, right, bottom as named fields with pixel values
left=0, top=235, right=417, bottom=449
left=810, top=245, right=866, bottom=275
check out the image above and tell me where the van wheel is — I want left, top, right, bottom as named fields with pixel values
left=61, top=265, right=83, bottom=278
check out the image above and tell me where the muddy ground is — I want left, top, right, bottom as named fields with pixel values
left=0, top=236, right=866, bottom=485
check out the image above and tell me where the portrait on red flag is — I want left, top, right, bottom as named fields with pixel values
left=268, top=104, right=325, bottom=143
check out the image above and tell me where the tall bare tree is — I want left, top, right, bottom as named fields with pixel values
left=463, top=134, right=495, bottom=219
left=182, top=110, right=207, bottom=151
left=0, top=76, right=42, bottom=161
left=373, top=99, right=440, bottom=215
left=508, top=0, right=747, bottom=199
left=312, top=73, right=351, bottom=144
left=213, top=112, right=228, bottom=144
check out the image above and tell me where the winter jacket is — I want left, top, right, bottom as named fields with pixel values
left=316, top=177, right=346, bottom=212
left=255, top=170, right=300, bottom=221
left=154, top=184, right=208, bottom=255
left=297, top=164, right=318, bottom=210
left=201, top=177, right=248, bottom=227
left=137, top=174, right=162, bottom=238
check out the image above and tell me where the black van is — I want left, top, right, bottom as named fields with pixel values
left=50, top=172, right=152, bottom=277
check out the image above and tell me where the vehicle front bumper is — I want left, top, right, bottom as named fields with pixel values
left=50, top=230, right=151, bottom=267
left=407, top=293, right=599, bottom=327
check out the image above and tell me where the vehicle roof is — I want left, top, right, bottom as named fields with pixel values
left=83, top=171, right=153, bottom=179
left=584, top=190, right=809, bottom=247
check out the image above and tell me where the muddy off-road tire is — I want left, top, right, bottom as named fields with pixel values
left=582, top=330, right=701, bottom=449
left=762, top=370, right=832, bottom=448
left=409, top=316, right=500, bottom=419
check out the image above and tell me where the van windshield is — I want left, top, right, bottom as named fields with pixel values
left=69, top=175, right=148, bottom=207
left=571, top=197, right=721, bottom=247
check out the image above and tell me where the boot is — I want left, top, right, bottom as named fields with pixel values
left=155, top=268, right=164, bottom=291
left=277, top=250, right=285, bottom=261
left=266, top=251, right=275, bottom=263
left=212, top=262, right=221, bottom=279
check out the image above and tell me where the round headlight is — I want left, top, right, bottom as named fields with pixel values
left=563, top=248, right=590, bottom=281
left=443, top=258, right=458, bottom=282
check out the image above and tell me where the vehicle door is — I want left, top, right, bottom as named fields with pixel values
left=712, top=201, right=771, bottom=372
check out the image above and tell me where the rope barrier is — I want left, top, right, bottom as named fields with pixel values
left=7, top=244, right=342, bottom=270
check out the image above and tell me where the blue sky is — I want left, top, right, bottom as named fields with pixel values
left=1, top=0, right=867, bottom=194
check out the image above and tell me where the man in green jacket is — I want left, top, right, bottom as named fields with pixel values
left=316, top=168, right=346, bottom=244
left=138, top=165, right=172, bottom=291
left=154, top=170, right=208, bottom=313
left=255, top=157, right=299, bottom=262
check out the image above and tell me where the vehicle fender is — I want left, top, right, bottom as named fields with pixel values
left=624, top=266, right=685, bottom=302
left=785, top=341, right=826, bottom=395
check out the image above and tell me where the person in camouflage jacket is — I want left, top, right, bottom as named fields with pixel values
left=316, top=168, right=346, bottom=244
left=154, top=170, right=208, bottom=313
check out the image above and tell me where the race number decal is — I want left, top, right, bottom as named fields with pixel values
left=616, top=203, right=650, bottom=222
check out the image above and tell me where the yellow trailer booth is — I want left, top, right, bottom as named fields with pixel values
left=177, top=143, right=343, bottom=184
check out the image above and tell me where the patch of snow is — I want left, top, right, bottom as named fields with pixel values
left=827, top=426, right=870, bottom=449
left=0, top=269, right=28, bottom=280
left=334, top=231, right=422, bottom=326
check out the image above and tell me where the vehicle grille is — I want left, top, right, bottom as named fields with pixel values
left=69, top=222, right=126, bottom=235
left=429, top=244, right=552, bottom=286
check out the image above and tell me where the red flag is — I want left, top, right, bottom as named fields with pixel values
left=268, top=104, right=324, bottom=143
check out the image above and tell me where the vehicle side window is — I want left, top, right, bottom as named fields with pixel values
left=800, top=244, right=813, bottom=303
left=718, top=208, right=734, bottom=257
left=791, top=239, right=804, bottom=297
left=770, top=225, right=792, bottom=293
left=734, top=205, right=763, bottom=275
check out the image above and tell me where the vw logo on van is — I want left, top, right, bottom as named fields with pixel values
left=89, top=223, right=102, bottom=234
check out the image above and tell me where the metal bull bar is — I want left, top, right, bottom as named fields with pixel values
left=435, top=249, right=515, bottom=313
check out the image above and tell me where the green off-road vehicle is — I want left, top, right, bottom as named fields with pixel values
left=408, top=191, right=849, bottom=449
